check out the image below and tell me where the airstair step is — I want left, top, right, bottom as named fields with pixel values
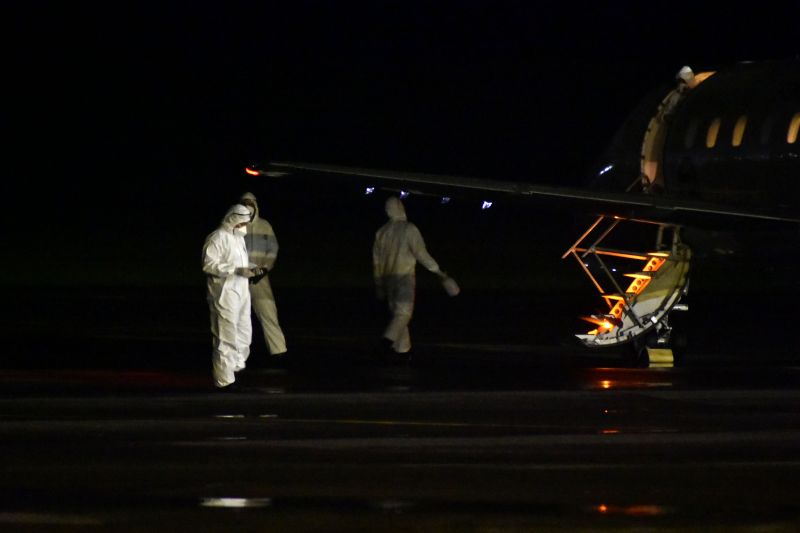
left=601, top=293, right=630, bottom=301
left=624, top=271, right=654, bottom=279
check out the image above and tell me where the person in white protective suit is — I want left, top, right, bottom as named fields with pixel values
left=202, top=204, right=262, bottom=389
left=240, top=192, right=287, bottom=358
left=373, top=196, right=450, bottom=355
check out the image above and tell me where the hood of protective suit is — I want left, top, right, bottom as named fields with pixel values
left=221, top=204, right=253, bottom=232
left=385, top=197, right=407, bottom=221
left=240, top=192, right=260, bottom=219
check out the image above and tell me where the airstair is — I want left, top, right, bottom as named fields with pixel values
left=563, top=215, right=691, bottom=366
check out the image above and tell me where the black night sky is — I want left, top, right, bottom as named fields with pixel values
left=5, top=2, right=800, bottom=290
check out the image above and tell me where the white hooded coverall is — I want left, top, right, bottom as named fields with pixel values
left=202, top=204, right=253, bottom=387
left=373, top=197, right=441, bottom=353
left=240, top=192, right=287, bottom=355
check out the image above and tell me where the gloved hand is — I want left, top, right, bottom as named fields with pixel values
left=441, top=276, right=460, bottom=297
left=234, top=267, right=257, bottom=278
left=249, top=268, right=268, bottom=284
left=438, top=271, right=460, bottom=297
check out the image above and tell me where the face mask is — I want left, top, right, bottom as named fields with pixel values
left=234, top=226, right=247, bottom=236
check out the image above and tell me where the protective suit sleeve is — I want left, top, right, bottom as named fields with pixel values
left=259, top=220, right=279, bottom=270
left=234, top=267, right=257, bottom=278
left=248, top=219, right=279, bottom=270
left=372, top=236, right=384, bottom=281
left=373, top=237, right=385, bottom=300
left=264, top=231, right=278, bottom=270
left=407, top=223, right=440, bottom=273
left=202, top=236, right=237, bottom=278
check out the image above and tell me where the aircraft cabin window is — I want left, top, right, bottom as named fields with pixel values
left=705, top=117, right=721, bottom=148
left=684, top=119, right=699, bottom=148
left=789, top=112, right=800, bottom=144
left=732, top=116, right=747, bottom=147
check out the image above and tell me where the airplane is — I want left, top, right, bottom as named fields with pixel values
left=246, top=59, right=800, bottom=366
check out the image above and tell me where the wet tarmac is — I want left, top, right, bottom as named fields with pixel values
left=3, top=352, right=800, bottom=530
left=3, top=287, right=800, bottom=530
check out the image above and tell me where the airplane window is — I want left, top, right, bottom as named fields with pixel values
left=705, top=118, right=721, bottom=148
left=684, top=119, right=699, bottom=149
left=732, top=115, right=747, bottom=147
left=788, top=112, right=800, bottom=144
left=760, top=116, right=774, bottom=145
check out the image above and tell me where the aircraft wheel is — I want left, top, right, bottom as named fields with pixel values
left=626, top=333, right=655, bottom=368
left=669, top=313, right=690, bottom=365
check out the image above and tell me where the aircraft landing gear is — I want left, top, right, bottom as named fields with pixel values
left=627, top=331, right=656, bottom=368
left=625, top=306, right=689, bottom=368
left=668, top=306, right=689, bottom=364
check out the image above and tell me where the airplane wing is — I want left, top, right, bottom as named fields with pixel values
left=250, top=161, right=800, bottom=226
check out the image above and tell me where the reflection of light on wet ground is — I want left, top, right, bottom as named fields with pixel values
left=601, top=381, right=675, bottom=389
left=597, top=426, right=678, bottom=435
left=200, top=497, right=272, bottom=508
left=214, top=414, right=245, bottom=419
left=593, top=503, right=670, bottom=516
left=589, top=369, right=675, bottom=390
